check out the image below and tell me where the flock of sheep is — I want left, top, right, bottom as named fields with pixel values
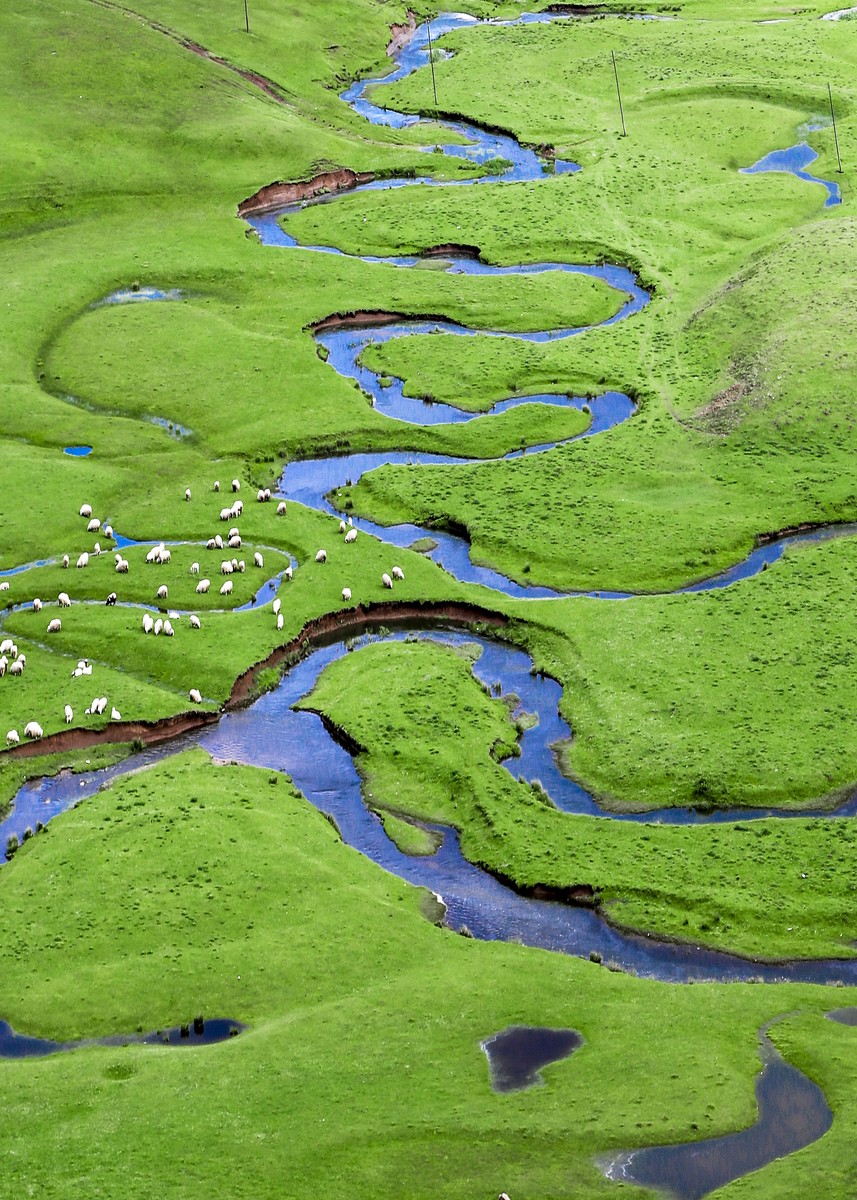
left=1, top=476, right=408, bottom=747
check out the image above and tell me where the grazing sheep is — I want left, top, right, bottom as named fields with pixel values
left=231, top=479, right=240, bottom=493
left=276, top=613, right=284, bottom=631
left=257, top=489, right=266, bottom=503
left=61, top=554, right=69, bottom=569
left=24, top=722, right=43, bottom=739
left=106, top=592, right=117, bottom=606
left=190, top=562, right=200, bottom=575
left=189, top=688, right=202, bottom=704
left=228, top=527, right=240, bottom=539
left=220, top=580, right=233, bottom=596
left=0, top=582, right=9, bottom=593
left=0, top=640, right=13, bottom=654
left=237, top=560, right=245, bottom=573
left=189, top=614, right=201, bottom=629
left=47, top=618, right=62, bottom=633
left=157, top=585, right=168, bottom=600
left=206, top=538, right=217, bottom=550
left=272, top=598, right=281, bottom=616
left=110, top=707, right=121, bottom=721
left=115, top=557, right=129, bottom=573
left=79, top=504, right=92, bottom=518
left=185, top=488, right=191, bottom=501
left=9, top=660, right=24, bottom=676
left=339, top=520, right=347, bottom=534
left=214, top=535, right=224, bottom=550
left=391, top=566, right=404, bottom=581
left=154, top=618, right=163, bottom=636
left=16, top=654, right=25, bottom=667
left=344, top=528, right=357, bottom=544
left=220, top=507, right=232, bottom=522
left=163, top=620, right=174, bottom=636
left=276, top=501, right=287, bottom=516
left=221, top=561, right=233, bottom=575
left=142, top=613, right=154, bottom=634
left=0, top=656, right=6, bottom=677
left=103, top=524, right=114, bottom=539
left=196, top=579, right=211, bottom=594
left=86, top=518, right=100, bottom=533
left=145, top=546, right=159, bottom=563
left=58, top=592, right=71, bottom=607
left=76, top=552, right=89, bottom=569
left=6, top=730, right=19, bottom=745
left=160, top=548, right=171, bottom=564
left=33, top=597, right=42, bottom=612
left=315, top=549, right=327, bottom=564
left=284, top=566, right=293, bottom=581
left=64, top=705, right=73, bottom=724
left=342, top=587, right=352, bottom=602
left=382, top=572, right=393, bottom=589
left=254, top=552, right=263, bottom=569
left=227, top=535, right=241, bottom=549
left=232, top=500, right=243, bottom=516
left=214, top=480, right=220, bottom=492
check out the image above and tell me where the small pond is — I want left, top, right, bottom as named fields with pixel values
left=482, top=1025, right=582, bottom=1092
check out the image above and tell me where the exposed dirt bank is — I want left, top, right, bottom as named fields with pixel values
left=387, top=11, right=417, bottom=56
left=239, top=169, right=376, bottom=218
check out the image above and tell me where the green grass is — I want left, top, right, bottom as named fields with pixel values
left=1, top=749, right=856, bottom=1199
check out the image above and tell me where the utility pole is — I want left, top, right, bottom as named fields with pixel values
left=828, top=82, right=843, bottom=173
left=426, top=20, right=439, bottom=107
left=243, top=0, right=250, bottom=34
left=612, top=51, right=626, bottom=138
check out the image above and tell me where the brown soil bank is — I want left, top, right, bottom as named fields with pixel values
left=387, top=12, right=417, bottom=56
left=311, top=309, right=453, bottom=334
left=4, top=601, right=509, bottom=762
left=239, top=170, right=375, bottom=218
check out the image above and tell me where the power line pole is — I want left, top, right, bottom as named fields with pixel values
left=828, top=82, right=843, bottom=173
left=426, top=20, right=439, bottom=107
left=612, top=51, right=626, bottom=138
left=243, top=0, right=249, bottom=33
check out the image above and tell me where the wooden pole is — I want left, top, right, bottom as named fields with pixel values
left=426, top=20, right=439, bottom=107
left=612, top=51, right=626, bottom=138
left=243, top=0, right=249, bottom=33
left=828, top=82, right=843, bottom=173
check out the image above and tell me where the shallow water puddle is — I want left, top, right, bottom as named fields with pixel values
left=482, top=1025, right=581, bottom=1092
left=0, top=1016, right=244, bottom=1058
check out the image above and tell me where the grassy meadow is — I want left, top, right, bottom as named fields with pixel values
left=1, top=0, right=857, bottom=1193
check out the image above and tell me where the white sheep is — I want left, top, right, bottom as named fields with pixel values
left=220, top=580, right=233, bottom=596
left=110, top=706, right=121, bottom=721
left=339, top=520, right=347, bottom=534
left=221, top=560, right=233, bottom=575
left=227, top=535, right=241, bottom=549
left=106, top=592, right=117, bottom=606
left=189, top=688, right=202, bottom=704
left=214, top=480, right=220, bottom=492
left=391, top=566, right=404, bottom=581
left=276, top=613, right=284, bottom=631
left=344, top=528, right=357, bottom=544
left=115, top=558, right=129, bottom=573
left=206, top=538, right=217, bottom=550
left=76, top=552, right=89, bottom=569
left=142, top=613, right=154, bottom=634
left=0, top=581, right=9, bottom=593
left=190, top=562, right=200, bottom=575
left=146, top=546, right=159, bottom=563
left=276, top=501, right=287, bottom=516
left=237, top=560, right=245, bottom=573
left=33, top=597, right=42, bottom=612
left=24, top=721, right=43, bottom=739
left=157, top=585, right=168, bottom=600
left=64, top=704, right=73, bottom=724
left=163, top=620, right=174, bottom=636
left=103, top=524, right=114, bottom=539
left=154, top=618, right=163, bottom=636
left=196, top=579, right=211, bottom=594
left=232, top=500, right=243, bottom=516
left=86, top=518, right=100, bottom=533
left=47, top=618, right=62, bottom=633
left=228, top=527, right=240, bottom=539
left=214, top=535, right=224, bottom=550
left=93, top=542, right=102, bottom=556
left=9, top=660, right=24, bottom=676
left=382, top=572, right=393, bottom=589
left=254, top=552, right=263, bottom=569
left=315, top=549, right=327, bottom=563
left=0, top=639, right=12, bottom=654
left=160, top=548, right=171, bottom=564
left=272, top=598, right=281, bottom=616
left=6, top=730, right=19, bottom=745
left=342, top=587, right=352, bottom=602
left=189, top=614, right=201, bottom=630
left=58, top=592, right=71, bottom=607
left=231, top=479, right=240, bottom=493
left=220, top=507, right=232, bottom=522
left=79, top=504, right=92, bottom=518
left=284, top=566, right=293, bottom=581
left=0, top=656, right=6, bottom=676
left=185, top=488, right=191, bottom=501
left=257, top=489, right=266, bottom=503
left=61, top=554, right=70, bottom=569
